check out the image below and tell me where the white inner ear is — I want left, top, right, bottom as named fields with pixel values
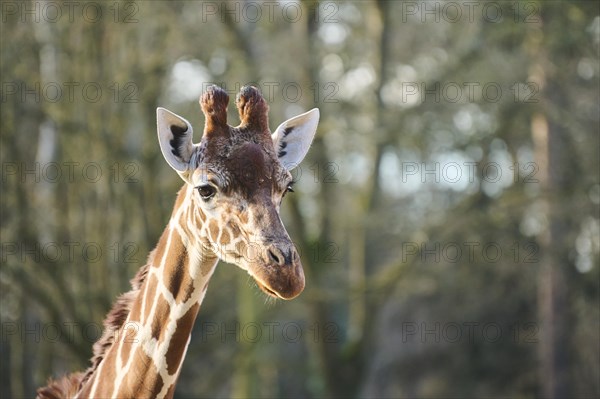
left=157, top=107, right=195, bottom=172
left=271, top=108, right=319, bottom=170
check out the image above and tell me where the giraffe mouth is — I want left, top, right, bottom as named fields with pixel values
left=254, top=279, right=282, bottom=299
left=250, top=265, right=305, bottom=300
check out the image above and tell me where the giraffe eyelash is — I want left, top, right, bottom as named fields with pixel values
left=286, top=180, right=296, bottom=193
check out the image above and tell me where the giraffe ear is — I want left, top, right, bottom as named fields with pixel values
left=271, top=108, right=319, bottom=170
left=157, top=107, right=196, bottom=173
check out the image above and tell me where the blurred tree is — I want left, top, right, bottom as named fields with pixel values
left=1, top=1, right=598, bottom=398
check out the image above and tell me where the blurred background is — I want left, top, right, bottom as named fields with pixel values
left=1, top=1, right=599, bottom=398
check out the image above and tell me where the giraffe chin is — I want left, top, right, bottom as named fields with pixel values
left=252, top=271, right=305, bottom=300
left=255, top=280, right=281, bottom=298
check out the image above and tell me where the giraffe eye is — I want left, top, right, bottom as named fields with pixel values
left=196, top=184, right=216, bottom=200
left=282, top=184, right=294, bottom=198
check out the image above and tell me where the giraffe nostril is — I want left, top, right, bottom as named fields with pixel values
left=267, top=247, right=284, bottom=265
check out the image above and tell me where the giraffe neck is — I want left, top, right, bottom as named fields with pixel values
left=77, top=186, right=218, bottom=399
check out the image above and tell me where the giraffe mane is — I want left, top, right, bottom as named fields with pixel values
left=36, top=372, right=84, bottom=399
left=36, top=255, right=153, bottom=398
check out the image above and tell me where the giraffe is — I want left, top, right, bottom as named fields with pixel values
left=37, top=85, right=319, bottom=399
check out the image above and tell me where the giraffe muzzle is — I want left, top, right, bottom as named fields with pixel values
left=251, top=242, right=304, bottom=300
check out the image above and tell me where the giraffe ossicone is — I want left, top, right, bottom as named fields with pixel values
left=37, top=85, right=319, bottom=399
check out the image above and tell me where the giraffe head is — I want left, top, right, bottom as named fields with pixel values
left=156, top=85, right=318, bottom=300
